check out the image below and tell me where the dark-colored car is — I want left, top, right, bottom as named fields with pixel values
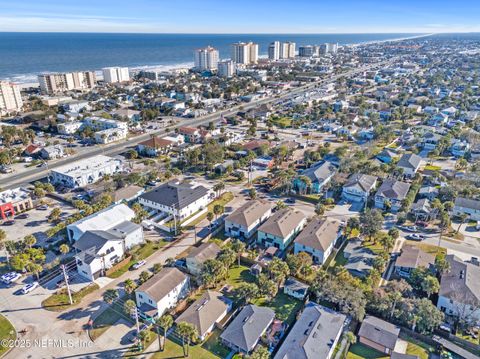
left=3, top=220, right=15, bottom=226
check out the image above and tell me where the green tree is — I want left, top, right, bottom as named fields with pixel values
left=139, top=271, right=151, bottom=284
left=59, top=243, right=70, bottom=255
left=176, top=322, right=198, bottom=357
left=248, top=188, right=257, bottom=200
left=206, top=212, right=214, bottom=229
left=248, top=345, right=270, bottom=359
left=123, top=299, right=137, bottom=316
left=360, top=209, right=384, bottom=240
left=124, top=279, right=137, bottom=294
left=103, top=289, right=119, bottom=304
left=236, top=282, right=260, bottom=303
left=230, top=240, right=246, bottom=267
left=213, top=204, right=224, bottom=221
left=156, top=314, right=173, bottom=351
left=23, top=235, right=37, bottom=248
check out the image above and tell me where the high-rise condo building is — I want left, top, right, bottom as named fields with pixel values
left=218, top=60, right=236, bottom=77
left=268, top=41, right=280, bottom=60
left=38, top=71, right=96, bottom=94
left=299, top=45, right=320, bottom=57
left=231, top=42, right=259, bottom=65
left=102, top=67, right=130, bottom=83
left=320, top=43, right=339, bottom=55
left=280, top=42, right=296, bottom=59
left=194, top=46, right=219, bottom=71
left=0, top=81, right=23, bottom=115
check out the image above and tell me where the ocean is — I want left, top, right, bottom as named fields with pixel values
left=0, top=32, right=423, bottom=83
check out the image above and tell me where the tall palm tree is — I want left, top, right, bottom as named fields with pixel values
left=156, top=314, right=173, bottom=351
left=176, top=322, right=198, bottom=357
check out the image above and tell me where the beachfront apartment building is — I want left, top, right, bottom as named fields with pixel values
left=38, top=71, right=96, bottom=94
left=102, top=67, right=130, bottom=83
left=231, top=42, right=259, bottom=65
left=0, top=81, right=23, bottom=115
left=194, top=46, right=219, bottom=71
left=268, top=41, right=280, bottom=60
left=50, top=155, right=123, bottom=188
left=280, top=42, right=296, bottom=59
left=218, top=60, right=236, bottom=78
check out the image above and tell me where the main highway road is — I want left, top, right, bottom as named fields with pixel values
left=0, top=59, right=394, bottom=190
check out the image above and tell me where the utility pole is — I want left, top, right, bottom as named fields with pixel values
left=62, top=264, right=73, bottom=305
left=134, top=307, right=140, bottom=334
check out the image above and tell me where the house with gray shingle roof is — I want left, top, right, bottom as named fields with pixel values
left=374, top=179, right=411, bottom=212
left=437, top=255, right=480, bottom=324
left=453, top=197, right=480, bottom=221
left=225, top=200, right=273, bottom=239
left=293, top=217, right=342, bottom=264
left=343, top=239, right=377, bottom=278
left=358, top=316, right=400, bottom=355
left=342, top=173, right=378, bottom=203
left=175, top=290, right=232, bottom=341
left=274, top=302, right=347, bottom=359
left=220, top=304, right=275, bottom=354
left=294, top=161, right=337, bottom=194
left=394, top=244, right=435, bottom=278
left=257, top=208, right=307, bottom=251
left=185, top=242, right=221, bottom=276
left=397, top=153, right=422, bottom=178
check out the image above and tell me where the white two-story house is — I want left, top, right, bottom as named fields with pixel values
left=135, top=267, right=190, bottom=320
left=342, top=173, right=377, bottom=203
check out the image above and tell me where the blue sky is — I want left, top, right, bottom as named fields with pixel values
left=0, top=0, right=479, bottom=33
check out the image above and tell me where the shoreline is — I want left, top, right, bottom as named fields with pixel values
left=7, top=33, right=434, bottom=88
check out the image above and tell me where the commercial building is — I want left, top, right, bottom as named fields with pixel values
left=102, top=67, right=130, bottom=83
left=38, top=71, right=96, bottom=94
left=0, top=187, right=33, bottom=220
left=194, top=46, right=219, bottom=71
left=0, top=81, right=23, bottom=115
left=274, top=303, right=347, bottom=359
left=50, top=155, right=123, bottom=188
left=320, top=43, right=339, bottom=55
left=83, top=116, right=128, bottom=144
left=231, top=42, right=259, bottom=65
left=268, top=41, right=280, bottom=60
left=218, top=60, right=236, bottom=78
left=280, top=42, right=296, bottom=59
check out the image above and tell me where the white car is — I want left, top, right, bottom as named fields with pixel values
left=132, top=260, right=146, bottom=270
left=21, top=282, right=39, bottom=294
left=1, top=272, right=21, bottom=284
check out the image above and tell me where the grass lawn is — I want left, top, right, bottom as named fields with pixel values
left=42, top=283, right=100, bottom=312
left=424, top=165, right=441, bottom=171
left=331, top=249, right=348, bottom=268
left=151, top=335, right=227, bottom=359
left=0, top=314, right=16, bottom=357
left=346, top=343, right=389, bottom=359
left=186, top=192, right=234, bottom=228
left=272, top=117, right=292, bottom=128
left=400, top=334, right=433, bottom=359
left=89, top=299, right=134, bottom=341
left=225, top=265, right=255, bottom=289
left=406, top=240, right=446, bottom=255
left=253, top=293, right=303, bottom=326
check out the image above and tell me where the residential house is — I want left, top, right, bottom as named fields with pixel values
left=396, top=153, right=422, bottom=178
left=437, top=255, right=480, bottom=324
left=139, top=180, right=212, bottom=220
left=39, top=144, right=65, bottom=160
left=220, top=304, right=275, bottom=354
left=418, top=186, right=438, bottom=201
left=175, top=290, right=232, bottom=341
left=274, top=303, right=347, bottom=359
left=374, top=179, right=411, bottom=212
left=358, top=316, right=400, bottom=355
left=293, top=217, right=342, bottom=264
left=185, top=242, right=221, bottom=276
left=283, top=277, right=309, bottom=300
left=224, top=200, right=273, bottom=239
left=135, top=267, right=190, bottom=320
left=112, top=185, right=145, bottom=204
left=376, top=149, right=397, bottom=164
left=74, top=222, right=143, bottom=281
left=453, top=197, right=480, bottom=221
left=394, top=244, right=435, bottom=278
left=136, top=136, right=174, bottom=157
left=450, top=140, right=470, bottom=158
left=294, top=161, right=336, bottom=194
left=422, top=132, right=442, bottom=151
left=178, top=126, right=200, bottom=143
left=410, top=199, right=436, bottom=222
left=343, top=239, right=377, bottom=278
left=342, top=173, right=378, bottom=203
left=257, top=208, right=307, bottom=251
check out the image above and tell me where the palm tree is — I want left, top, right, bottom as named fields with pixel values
left=176, top=322, right=198, bottom=357
left=206, top=212, right=214, bottom=230
left=123, top=299, right=136, bottom=317
left=213, top=204, right=224, bottom=222
left=124, top=279, right=137, bottom=294
left=59, top=244, right=70, bottom=255
left=212, top=182, right=225, bottom=198
left=103, top=289, right=119, bottom=304
left=156, top=314, right=173, bottom=351
left=231, top=240, right=246, bottom=267
left=23, top=235, right=36, bottom=248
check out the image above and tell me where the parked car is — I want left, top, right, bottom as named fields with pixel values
left=131, top=260, right=146, bottom=270
left=21, top=282, right=39, bottom=294
left=3, top=220, right=15, bottom=226
left=406, top=233, right=426, bottom=241
left=37, top=205, right=49, bottom=210
left=1, top=272, right=21, bottom=284
left=399, top=225, right=418, bottom=232
left=286, top=198, right=296, bottom=204
left=16, top=213, right=29, bottom=219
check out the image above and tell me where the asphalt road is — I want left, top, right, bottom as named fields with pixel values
left=0, top=60, right=392, bottom=190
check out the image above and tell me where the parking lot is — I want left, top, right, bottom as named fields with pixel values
left=1, top=197, right=77, bottom=243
